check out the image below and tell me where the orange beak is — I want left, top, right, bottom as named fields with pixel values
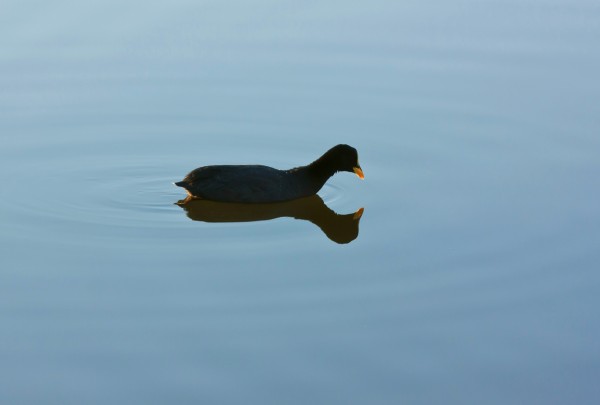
left=353, top=166, right=364, bottom=179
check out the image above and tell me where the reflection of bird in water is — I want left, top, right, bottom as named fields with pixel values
left=176, top=195, right=364, bottom=244
left=175, top=144, right=364, bottom=203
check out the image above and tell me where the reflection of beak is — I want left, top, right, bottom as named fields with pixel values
left=353, top=166, right=365, bottom=179
left=353, top=207, right=364, bottom=220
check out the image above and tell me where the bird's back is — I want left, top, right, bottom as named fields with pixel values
left=177, top=165, right=289, bottom=203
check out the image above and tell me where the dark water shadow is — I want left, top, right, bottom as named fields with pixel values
left=176, top=195, right=364, bottom=244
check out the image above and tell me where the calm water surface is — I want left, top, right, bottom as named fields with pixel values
left=1, top=1, right=600, bottom=404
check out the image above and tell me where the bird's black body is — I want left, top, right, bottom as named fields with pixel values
left=175, top=144, right=363, bottom=203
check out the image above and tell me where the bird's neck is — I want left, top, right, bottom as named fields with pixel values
left=306, top=156, right=338, bottom=186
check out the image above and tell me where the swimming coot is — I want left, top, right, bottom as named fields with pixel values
left=175, top=144, right=364, bottom=203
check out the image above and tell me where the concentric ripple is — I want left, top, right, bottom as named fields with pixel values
left=10, top=156, right=182, bottom=230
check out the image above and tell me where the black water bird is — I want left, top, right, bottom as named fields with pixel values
left=175, top=144, right=364, bottom=203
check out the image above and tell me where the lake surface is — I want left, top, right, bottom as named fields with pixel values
left=1, top=1, right=599, bottom=404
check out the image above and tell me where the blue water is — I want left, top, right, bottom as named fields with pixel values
left=1, top=1, right=600, bottom=404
